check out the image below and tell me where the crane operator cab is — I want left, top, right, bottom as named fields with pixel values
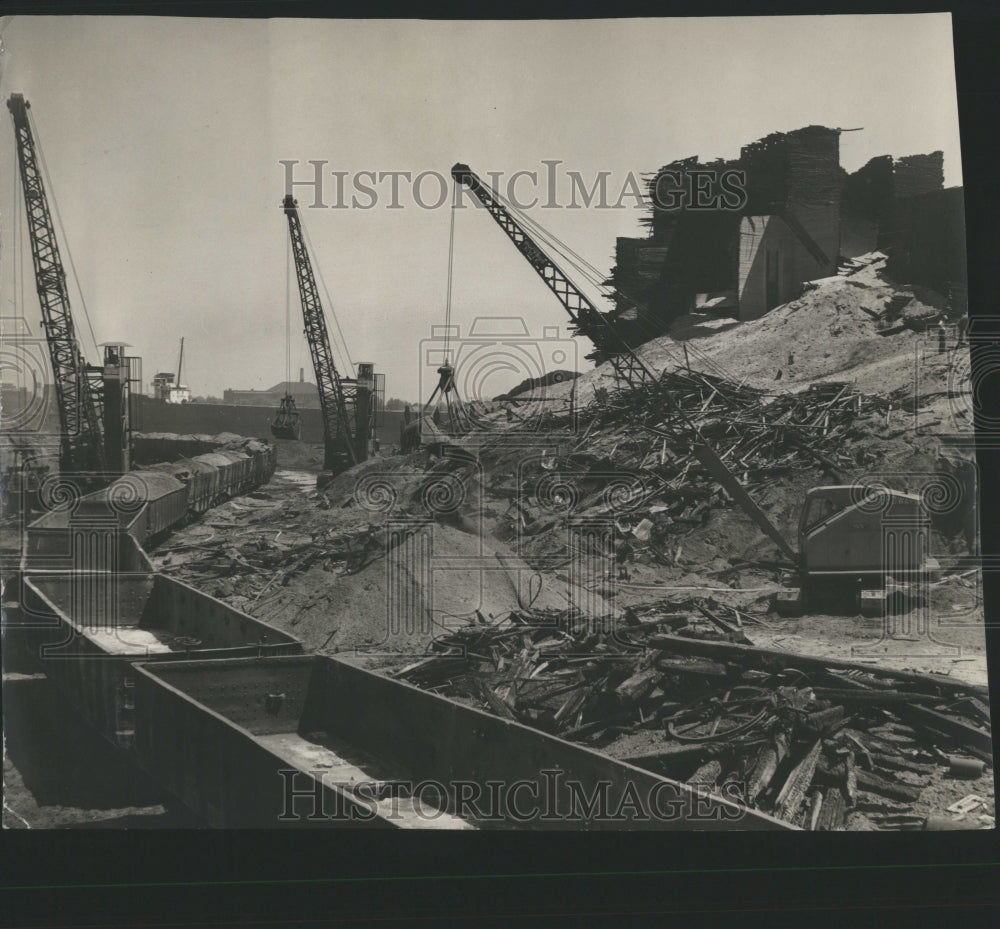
left=776, top=485, right=941, bottom=617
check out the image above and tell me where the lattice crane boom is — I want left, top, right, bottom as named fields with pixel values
left=282, top=194, right=359, bottom=473
left=450, top=162, right=655, bottom=392
left=7, top=93, right=105, bottom=473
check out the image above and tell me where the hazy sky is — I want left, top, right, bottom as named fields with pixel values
left=0, top=14, right=963, bottom=401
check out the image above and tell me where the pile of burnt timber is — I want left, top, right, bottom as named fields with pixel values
left=391, top=607, right=992, bottom=830
left=156, top=518, right=382, bottom=602
left=492, top=370, right=892, bottom=568
left=602, top=369, right=888, bottom=484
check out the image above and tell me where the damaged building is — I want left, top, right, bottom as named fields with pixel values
left=608, top=127, right=966, bottom=340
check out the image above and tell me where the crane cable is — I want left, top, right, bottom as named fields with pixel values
left=28, top=106, right=100, bottom=362
left=298, top=210, right=354, bottom=377
left=492, top=183, right=733, bottom=382
left=285, top=228, right=292, bottom=389
left=443, top=190, right=457, bottom=365
left=10, top=150, right=20, bottom=394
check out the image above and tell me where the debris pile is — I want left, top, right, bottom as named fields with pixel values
left=153, top=486, right=384, bottom=605
left=389, top=607, right=993, bottom=830
left=482, top=366, right=894, bottom=574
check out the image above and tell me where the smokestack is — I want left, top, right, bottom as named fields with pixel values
left=299, top=367, right=304, bottom=383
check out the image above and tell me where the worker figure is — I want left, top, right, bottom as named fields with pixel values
left=345, top=525, right=381, bottom=574
left=937, top=319, right=948, bottom=354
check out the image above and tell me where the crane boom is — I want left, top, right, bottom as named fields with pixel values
left=451, top=163, right=655, bottom=392
left=282, top=194, right=359, bottom=473
left=7, top=93, right=105, bottom=473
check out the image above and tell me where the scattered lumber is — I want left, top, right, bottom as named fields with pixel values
left=388, top=608, right=991, bottom=829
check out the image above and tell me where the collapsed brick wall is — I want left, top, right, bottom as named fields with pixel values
left=842, top=155, right=895, bottom=223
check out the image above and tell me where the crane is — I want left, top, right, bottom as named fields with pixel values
left=281, top=194, right=379, bottom=486
left=450, top=163, right=657, bottom=394
left=449, top=164, right=937, bottom=615
left=7, top=93, right=106, bottom=474
left=450, top=161, right=796, bottom=561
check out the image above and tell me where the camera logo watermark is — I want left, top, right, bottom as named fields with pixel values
left=352, top=454, right=489, bottom=652
left=416, top=317, right=579, bottom=443
left=16, top=471, right=154, bottom=657
left=915, top=317, right=1000, bottom=445
left=0, top=316, right=58, bottom=439
left=846, top=469, right=984, bottom=659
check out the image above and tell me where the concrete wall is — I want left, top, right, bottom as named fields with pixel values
left=738, top=213, right=832, bottom=321
left=737, top=216, right=790, bottom=321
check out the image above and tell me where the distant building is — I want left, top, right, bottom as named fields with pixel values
left=224, top=369, right=320, bottom=408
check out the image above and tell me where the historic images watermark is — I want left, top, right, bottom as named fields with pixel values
left=279, top=160, right=748, bottom=212
left=277, top=768, right=749, bottom=825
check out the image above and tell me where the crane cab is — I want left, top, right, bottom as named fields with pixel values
left=799, top=485, right=935, bottom=579
left=776, top=485, right=941, bottom=617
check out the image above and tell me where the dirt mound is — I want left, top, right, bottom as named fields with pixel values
left=153, top=464, right=611, bottom=657
left=540, top=254, right=952, bottom=408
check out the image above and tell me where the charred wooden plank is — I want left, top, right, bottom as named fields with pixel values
left=845, top=751, right=857, bottom=806
left=869, top=752, right=936, bottom=775
left=746, top=731, right=790, bottom=804
left=894, top=704, right=993, bottom=755
left=855, top=769, right=922, bottom=802
left=695, top=603, right=753, bottom=645
left=687, top=759, right=723, bottom=788
left=774, top=739, right=823, bottom=822
left=808, top=789, right=824, bottom=831
left=655, top=657, right=730, bottom=677
left=810, top=688, right=942, bottom=706
left=647, top=635, right=988, bottom=697
left=615, top=667, right=663, bottom=703
left=806, top=705, right=846, bottom=734
left=816, top=788, right=847, bottom=831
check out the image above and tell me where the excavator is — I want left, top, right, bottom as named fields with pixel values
left=276, top=194, right=383, bottom=488
left=450, top=161, right=941, bottom=616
